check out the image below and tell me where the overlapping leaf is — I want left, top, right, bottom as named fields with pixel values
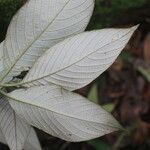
left=8, top=84, right=122, bottom=142
left=1, top=0, right=94, bottom=83
left=24, top=127, right=41, bottom=150
left=0, top=42, right=41, bottom=150
left=0, top=97, right=31, bottom=150
left=22, top=26, right=138, bottom=91
left=0, top=127, right=41, bottom=150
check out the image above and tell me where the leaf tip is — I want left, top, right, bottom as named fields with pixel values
left=108, top=116, right=124, bottom=133
left=131, top=24, right=139, bottom=31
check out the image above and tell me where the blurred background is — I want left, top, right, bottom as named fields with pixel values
left=0, top=0, right=150, bottom=149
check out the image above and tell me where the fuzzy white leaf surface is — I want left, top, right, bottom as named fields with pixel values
left=0, top=97, right=31, bottom=150
left=9, top=85, right=121, bottom=142
left=2, top=0, right=94, bottom=83
left=22, top=26, right=137, bottom=90
left=0, top=127, right=41, bottom=150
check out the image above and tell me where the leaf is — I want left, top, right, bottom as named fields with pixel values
left=24, top=127, right=41, bottom=150
left=0, top=127, right=41, bottom=150
left=0, top=97, right=31, bottom=150
left=0, top=41, right=10, bottom=81
left=0, top=129, right=6, bottom=146
left=88, top=139, right=111, bottom=150
left=88, top=84, right=98, bottom=103
left=0, top=41, right=4, bottom=74
left=102, top=103, right=115, bottom=113
left=138, top=67, right=150, bottom=82
left=22, top=26, right=138, bottom=91
left=0, top=129, right=5, bottom=145
left=0, top=42, right=41, bottom=149
left=1, top=0, right=94, bottom=83
left=8, top=84, right=122, bottom=142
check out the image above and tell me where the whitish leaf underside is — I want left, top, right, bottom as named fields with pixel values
left=0, top=127, right=41, bottom=150
left=0, top=42, right=4, bottom=74
left=23, top=26, right=137, bottom=90
left=9, top=85, right=121, bottom=142
left=0, top=97, right=30, bottom=150
left=2, top=0, right=94, bottom=83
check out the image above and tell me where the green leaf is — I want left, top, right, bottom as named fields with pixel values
left=88, top=139, right=111, bottom=150
left=102, top=103, right=115, bottom=113
left=88, top=84, right=98, bottom=104
left=138, top=67, right=150, bottom=82
left=1, top=0, right=94, bottom=83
